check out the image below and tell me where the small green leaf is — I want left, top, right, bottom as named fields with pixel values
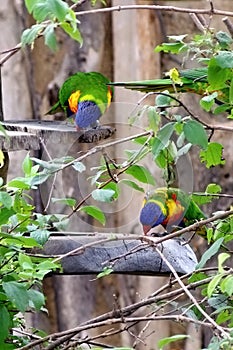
left=158, top=334, right=189, bottom=350
left=216, top=31, right=233, bottom=46
left=151, top=122, right=175, bottom=158
left=155, top=93, right=172, bottom=107
left=7, top=178, right=31, bottom=190
left=80, top=205, right=106, bottom=225
left=183, top=120, right=208, bottom=149
left=22, top=153, right=33, bottom=176
left=104, top=182, right=120, bottom=200
left=196, top=237, right=224, bottom=269
left=97, top=267, right=113, bottom=278
left=120, top=179, right=144, bottom=193
left=200, top=92, right=218, bottom=112
left=155, top=42, right=186, bottom=54
left=218, top=253, right=230, bottom=273
left=72, top=161, right=86, bottom=173
left=52, top=197, right=76, bottom=207
left=0, top=191, right=13, bottom=209
left=21, top=24, right=44, bottom=46
left=200, top=142, right=225, bottom=168
left=0, top=305, right=10, bottom=341
left=206, top=183, right=221, bottom=194
left=44, top=24, right=57, bottom=51
left=147, top=106, right=160, bottom=133
left=125, top=165, right=155, bottom=185
left=207, top=274, right=224, bottom=298
left=208, top=59, right=230, bottom=89
left=92, top=188, right=115, bottom=202
left=216, top=310, right=231, bottom=325
left=61, top=22, right=83, bottom=45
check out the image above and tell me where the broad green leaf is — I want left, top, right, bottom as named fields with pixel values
left=183, top=120, right=208, bottom=149
left=208, top=59, right=230, bottom=89
left=48, top=0, right=69, bottom=22
left=80, top=205, right=106, bottom=225
left=0, top=191, right=13, bottom=209
left=215, top=51, right=233, bottom=68
left=155, top=42, right=185, bottom=54
left=0, top=208, right=15, bottom=225
left=72, top=161, right=86, bottom=173
left=52, top=197, right=76, bottom=207
left=200, top=92, right=218, bottom=112
left=44, top=24, right=57, bottom=51
left=208, top=295, right=228, bottom=310
left=196, top=237, right=224, bottom=269
left=151, top=122, right=175, bottom=158
left=30, top=229, right=50, bottom=245
left=147, top=106, right=160, bottom=133
left=7, top=178, right=31, bottom=190
left=200, top=142, right=225, bottom=168
left=218, top=253, right=230, bottom=273
left=0, top=305, right=10, bottom=341
left=207, top=274, right=224, bottom=298
left=120, top=179, right=144, bottom=193
left=21, top=24, right=44, bottom=46
left=32, top=3, right=50, bottom=22
left=155, top=93, right=172, bottom=107
left=28, top=289, right=45, bottom=310
left=104, top=182, right=120, bottom=200
left=216, top=31, right=233, bottom=46
left=92, top=188, right=116, bottom=202
left=25, top=0, right=37, bottom=13
left=125, top=165, right=155, bottom=185
left=18, top=253, right=33, bottom=270
left=158, top=334, right=189, bottom=350
left=2, top=281, right=29, bottom=312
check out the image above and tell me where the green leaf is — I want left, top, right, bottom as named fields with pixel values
left=155, top=93, right=172, bottom=107
left=21, top=24, right=44, bottom=46
left=207, top=274, right=224, bottom=298
left=80, top=205, right=106, bottom=225
left=120, top=179, right=144, bottom=193
left=155, top=42, right=185, bottom=54
left=0, top=208, right=15, bottom=225
left=218, top=253, right=230, bottom=273
left=30, top=229, right=50, bottom=245
left=97, top=267, right=114, bottom=278
left=0, top=305, right=10, bottom=341
left=183, top=120, right=208, bottom=149
left=125, top=165, right=155, bottom=185
left=61, top=22, right=83, bottom=45
left=0, top=191, right=13, bottom=209
left=48, top=0, right=69, bottom=22
left=18, top=253, right=33, bottom=270
left=206, top=183, right=221, bottom=194
left=151, top=122, right=175, bottom=158
left=147, top=106, right=160, bottom=133
left=229, top=77, right=233, bottom=105
left=44, top=24, right=57, bottom=51
left=25, top=0, right=37, bottom=13
left=28, top=289, right=45, bottom=310
left=215, top=51, right=233, bottom=68
left=7, top=178, right=31, bottom=190
left=72, top=161, right=86, bottom=173
left=158, top=334, right=189, bottom=350
left=22, top=153, right=33, bottom=176
left=200, top=92, right=218, bottom=112
left=216, top=310, right=231, bottom=325
left=196, top=237, right=224, bottom=269
left=216, top=31, right=233, bottom=46
left=2, top=281, right=29, bottom=312
left=92, top=188, right=116, bottom=202
left=104, top=182, right=120, bottom=200
left=220, top=275, right=233, bottom=296
left=52, top=197, right=76, bottom=207
left=200, top=142, right=225, bottom=168
left=208, top=59, right=230, bottom=89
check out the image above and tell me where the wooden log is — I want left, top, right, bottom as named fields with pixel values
left=1, top=120, right=116, bottom=150
left=40, top=234, right=197, bottom=276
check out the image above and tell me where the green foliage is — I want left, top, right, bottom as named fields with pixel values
left=22, top=0, right=83, bottom=50
left=158, top=334, right=190, bottom=350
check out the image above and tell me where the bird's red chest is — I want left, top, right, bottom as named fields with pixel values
left=162, top=195, right=185, bottom=228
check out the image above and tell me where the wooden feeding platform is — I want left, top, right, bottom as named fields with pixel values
left=40, top=233, right=198, bottom=276
left=1, top=120, right=116, bottom=150
left=0, top=120, right=198, bottom=276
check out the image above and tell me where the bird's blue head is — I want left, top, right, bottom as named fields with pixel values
left=140, top=201, right=166, bottom=235
left=75, top=101, right=101, bottom=129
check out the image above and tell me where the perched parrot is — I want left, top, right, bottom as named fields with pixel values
left=48, top=72, right=113, bottom=130
left=108, top=67, right=209, bottom=94
left=139, top=187, right=206, bottom=237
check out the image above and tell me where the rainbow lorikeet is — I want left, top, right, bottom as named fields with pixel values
left=109, top=67, right=228, bottom=106
left=48, top=72, right=113, bottom=130
left=140, top=187, right=206, bottom=237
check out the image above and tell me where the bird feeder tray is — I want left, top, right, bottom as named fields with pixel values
left=1, top=120, right=116, bottom=151
left=39, top=234, right=198, bottom=276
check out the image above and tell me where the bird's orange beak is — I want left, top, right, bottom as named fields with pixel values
left=143, top=225, right=151, bottom=235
